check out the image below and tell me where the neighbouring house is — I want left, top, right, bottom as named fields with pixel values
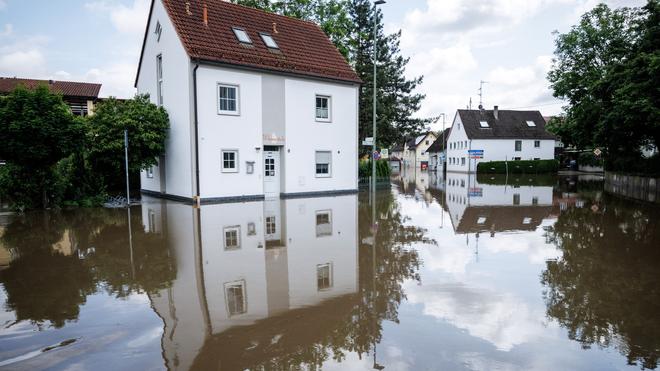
left=0, top=77, right=101, bottom=116
left=445, top=106, right=556, bottom=173
left=136, top=0, right=360, bottom=203
left=400, top=132, right=437, bottom=169
left=428, top=127, right=451, bottom=172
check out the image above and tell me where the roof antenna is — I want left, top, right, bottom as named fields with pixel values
left=478, top=80, right=488, bottom=109
left=468, top=97, right=472, bottom=110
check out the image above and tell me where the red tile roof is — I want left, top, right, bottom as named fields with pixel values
left=137, top=0, right=360, bottom=85
left=0, top=77, right=101, bottom=99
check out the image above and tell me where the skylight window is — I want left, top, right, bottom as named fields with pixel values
left=260, top=33, right=279, bottom=49
left=232, top=27, right=252, bottom=44
left=479, top=120, right=489, bottom=128
left=526, top=120, right=536, bottom=127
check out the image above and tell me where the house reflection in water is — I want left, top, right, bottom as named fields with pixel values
left=141, top=195, right=358, bottom=370
left=444, top=173, right=555, bottom=235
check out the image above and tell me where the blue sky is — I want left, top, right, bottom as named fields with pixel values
left=0, top=0, right=645, bottom=130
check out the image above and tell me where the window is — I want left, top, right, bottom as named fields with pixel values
left=156, top=54, right=163, bottom=106
left=259, top=33, right=278, bottom=48
left=317, top=263, right=332, bottom=290
left=513, top=194, right=520, bottom=205
left=532, top=196, right=539, bottom=205
left=264, top=158, right=275, bottom=176
left=224, top=280, right=247, bottom=315
left=426, top=140, right=430, bottom=145
left=534, top=157, right=540, bottom=160
left=232, top=27, right=252, bottom=43
left=315, top=95, right=331, bottom=121
left=247, top=222, right=256, bottom=236
left=479, top=120, right=489, bottom=128
left=515, top=140, right=522, bottom=151
left=522, top=217, right=532, bottom=224
left=526, top=120, right=536, bottom=127
left=477, top=217, right=487, bottom=224
left=534, top=140, right=540, bottom=148
left=461, top=157, right=466, bottom=166
left=154, top=21, right=162, bottom=42
left=315, top=151, right=332, bottom=177
left=223, top=226, right=241, bottom=250
left=266, top=216, right=276, bottom=235
left=218, top=84, right=239, bottom=114
left=464, top=141, right=468, bottom=148
left=316, top=211, right=332, bottom=237
left=148, top=209, right=156, bottom=232
left=221, top=150, right=238, bottom=172
left=146, top=166, right=154, bottom=178
left=514, top=157, right=521, bottom=161
left=246, top=161, right=254, bottom=174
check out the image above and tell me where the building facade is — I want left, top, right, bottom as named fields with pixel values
left=400, top=132, right=437, bottom=169
left=446, top=107, right=556, bottom=173
left=136, top=0, right=360, bottom=203
left=0, top=77, right=101, bottom=116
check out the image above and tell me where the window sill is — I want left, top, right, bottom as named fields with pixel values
left=315, top=118, right=332, bottom=123
left=221, top=169, right=239, bottom=173
left=218, top=111, right=240, bottom=116
left=315, top=174, right=332, bottom=178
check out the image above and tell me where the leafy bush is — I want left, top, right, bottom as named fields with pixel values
left=477, top=159, right=559, bottom=174
left=359, top=159, right=391, bottom=178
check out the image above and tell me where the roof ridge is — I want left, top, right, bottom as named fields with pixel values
left=214, top=0, right=322, bottom=27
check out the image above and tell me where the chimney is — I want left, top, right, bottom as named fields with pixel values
left=272, top=22, right=278, bottom=34
left=203, top=4, right=208, bottom=26
left=185, top=1, right=192, bottom=15
left=493, top=105, right=499, bottom=120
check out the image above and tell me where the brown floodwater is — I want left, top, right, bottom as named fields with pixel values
left=1, top=172, right=659, bottom=370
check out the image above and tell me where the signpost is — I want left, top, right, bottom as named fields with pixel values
left=362, top=137, right=374, bottom=146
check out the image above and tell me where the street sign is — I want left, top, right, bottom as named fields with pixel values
left=468, top=149, right=484, bottom=159
left=593, top=148, right=602, bottom=156
left=468, top=187, right=483, bottom=197
left=373, top=151, right=381, bottom=160
left=380, top=148, right=389, bottom=158
left=362, top=137, right=374, bottom=146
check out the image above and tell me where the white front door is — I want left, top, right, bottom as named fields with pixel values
left=263, top=149, right=280, bottom=198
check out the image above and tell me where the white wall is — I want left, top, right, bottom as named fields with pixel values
left=283, top=194, right=358, bottom=307
left=283, top=78, right=358, bottom=194
left=137, top=0, right=193, bottom=198
left=446, top=113, right=555, bottom=173
left=196, top=65, right=264, bottom=198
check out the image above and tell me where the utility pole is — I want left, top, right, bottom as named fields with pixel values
left=372, top=0, right=386, bottom=195
left=478, top=80, right=488, bottom=109
left=124, top=129, right=130, bottom=207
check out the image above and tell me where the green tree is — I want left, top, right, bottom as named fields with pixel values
left=0, top=85, right=85, bottom=208
left=547, top=2, right=659, bottom=171
left=86, top=95, right=169, bottom=192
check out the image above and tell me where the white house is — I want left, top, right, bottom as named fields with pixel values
left=445, top=107, right=556, bottom=173
left=136, top=0, right=360, bottom=203
left=400, top=132, right=437, bottom=169
left=428, top=127, right=450, bottom=172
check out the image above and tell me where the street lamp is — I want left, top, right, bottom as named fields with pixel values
left=372, top=0, right=386, bottom=194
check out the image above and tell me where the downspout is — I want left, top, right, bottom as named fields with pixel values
left=192, top=62, right=201, bottom=202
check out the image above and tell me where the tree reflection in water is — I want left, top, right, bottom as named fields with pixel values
left=0, top=208, right=176, bottom=328
left=190, top=191, right=431, bottom=370
left=542, top=194, right=660, bottom=369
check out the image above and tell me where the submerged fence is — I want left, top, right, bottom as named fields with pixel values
left=604, top=172, right=660, bottom=203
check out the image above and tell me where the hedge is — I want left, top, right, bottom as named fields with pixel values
left=359, top=159, right=391, bottom=178
left=476, top=159, right=559, bottom=174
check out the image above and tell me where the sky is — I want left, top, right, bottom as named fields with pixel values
left=0, top=0, right=646, bottom=131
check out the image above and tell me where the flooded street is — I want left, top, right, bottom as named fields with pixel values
left=1, top=172, right=659, bottom=370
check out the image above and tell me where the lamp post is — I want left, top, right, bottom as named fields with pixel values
left=372, top=0, right=386, bottom=195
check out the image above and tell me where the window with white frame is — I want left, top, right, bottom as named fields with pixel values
left=315, top=151, right=332, bottom=177
left=315, top=95, right=331, bottom=121
left=146, top=166, right=154, bottom=178
left=224, top=280, right=247, bottom=315
left=526, top=120, right=536, bottom=127
left=316, top=210, right=332, bottom=237
left=479, top=120, right=489, bottom=128
left=232, top=27, right=252, bottom=44
left=221, top=150, right=238, bottom=172
left=515, top=140, right=522, bottom=151
left=218, top=84, right=239, bottom=114
left=461, top=157, right=466, bottom=166
left=266, top=216, right=276, bottom=235
left=156, top=54, right=163, bottom=106
left=223, top=226, right=241, bottom=250
left=317, top=263, right=332, bottom=290
left=477, top=217, right=487, bottom=224
left=259, top=33, right=279, bottom=48
left=534, top=140, right=540, bottom=148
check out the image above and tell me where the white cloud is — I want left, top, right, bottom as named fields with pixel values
left=0, top=23, right=12, bottom=36
left=78, top=62, right=136, bottom=98
left=407, top=283, right=551, bottom=351
left=85, top=0, right=150, bottom=34
left=0, top=49, right=47, bottom=77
